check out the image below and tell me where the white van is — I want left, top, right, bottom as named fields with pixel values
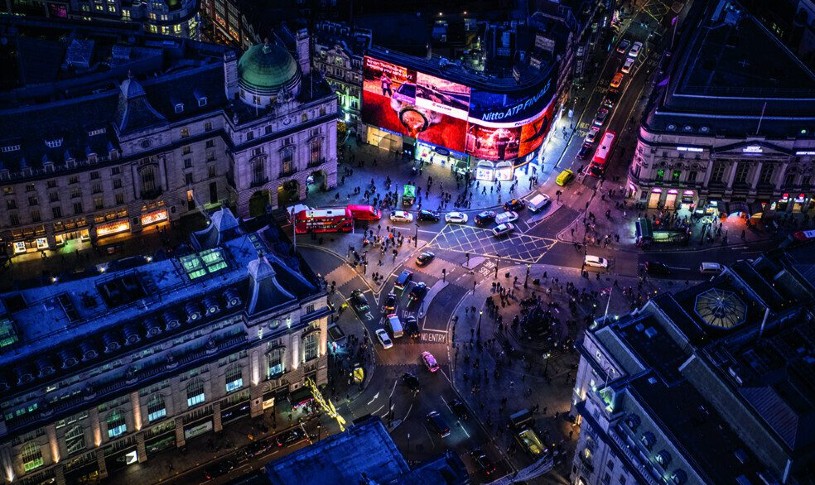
left=527, top=194, right=552, bottom=212
left=387, top=314, right=404, bottom=338
left=699, top=262, right=723, bottom=274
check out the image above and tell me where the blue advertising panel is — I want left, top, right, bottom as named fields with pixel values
left=467, top=75, right=556, bottom=127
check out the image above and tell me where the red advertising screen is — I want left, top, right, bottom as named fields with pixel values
left=464, top=125, right=522, bottom=161
left=518, top=98, right=555, bottom=158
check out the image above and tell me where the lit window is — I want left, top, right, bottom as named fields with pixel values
left=107, top=410, right=127, bottom=438
left=186, top=379, right=205, bottom=407
left=21, top=443, right=43, bottom=472
left=147, top=394, right=166, bottom=422
left=225, top=365, right=243, bottom=393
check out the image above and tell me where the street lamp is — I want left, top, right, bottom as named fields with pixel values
left=414, top=223, right=419, bottom=247
left=407, top=433, right=411, bottom=463
left=524, top=264, right=530, bottom=288
left=543, top=352, right=552, bottom=376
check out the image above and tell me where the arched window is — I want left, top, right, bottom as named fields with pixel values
left=147, top=394, right=167, bottom=422
left=303, top=332, right=318, bottom=362
left=21, top=443, right=43, bottom=472
left=107, top=409, right=127, bottom=438
left=251, top=157, right=266, bottom=186
left=266, top=347, right=285, bottom=378
left=655, top=450, right=672, bottom=467
left=669, top=469, right=687, bottom=484
left=225, top=365, right=243, bottom=393
left=640, top=431, right=656, bottom=450
left=186, top=379, right=205, bottom=407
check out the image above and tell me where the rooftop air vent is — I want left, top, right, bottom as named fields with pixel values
left=163, top=311, right=180, bottom=330
left=79, top=341, right=98, bottom=361
left=204, top=296, right=220, bottom=316
left=36, top=357, right=56, bottom=378
left=185, top=302, right=201, bottom=322
left=144, top=317, right=162, bottom=338
left=102, top=332, right=121, bottom=353
left=225, top=288, right=241, bottom=308
left=123, top=323, right=141, bottom=345
left=58, top=349, right=79, bottom=369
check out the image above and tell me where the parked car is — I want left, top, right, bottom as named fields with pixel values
left=447, top=398, right=469, bottom=420
left=474, top=210, right=497, bottom=226
left=610, top=72, right=624, bottom=89
left=394, top=269, right=413, bottom=290
left=621, top=56, right=636, bottom=74
left=556, top=169, right=574, bottom=187
left=470, top=448, right=497, bottom=477
left=628, top=41, right=643, bottom=58
left=404, top=315, right=420, bottom=338
left=584, top=255, right=609, bottom=269
left=578, top=142, right=594, bottom=159
left=504, top=199, right=525, bottom=212
left=445, top=211, right=468, bottom=223
left=409, top=282, right=429, bottom=302
left=244, top=440, right=274, bottom=458
left=417, top=210, right=440, bottom=222
left=349, top=289, right=370, bottom=312
left=203, top=459, right=235, bottom=481
left=389, top=210, right=413, bottom=223
left=401, top=372, right=421, bottom=392
left=593, top=108, right=610, bottom=127
left=416, top=251, right=435, bottom=266
left=376, top=328, right=393, bottom=349
left=383, top=292, right=398, bottom=312
left=585, top=126, right=601, bottom=143
left=644, top=261, right=671, bottom=276
left=515, top=428, right=546, bottom=457
left=495, top=211, right=519, bottom=224
left=421, top=351, right=440, bottom=372
left=616, top=38, right=631, bottom=54
left=699, top=262, right=723, bottom=274
left=602, top=90, right=620, bottom=109
left=492, top=223, right=515, bottom=237
left=426, top=411, right=451, bottom=438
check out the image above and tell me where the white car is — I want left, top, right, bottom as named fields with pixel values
left=445, top=211, right=468, bottom=224
left=492, top=223, right=515, bottom=237
left=584, top=255, right=609, bottom=269
left=376, top=329, right=393, bottom=349
left=621, top=56, right=635, bottom=74
left=495, top=211, right=519, bottom=224
left=585, top=126, right=601, bottom=143
left=628, top=41, right=643, bottom=58
left=389, top=210, right=414, bottom=223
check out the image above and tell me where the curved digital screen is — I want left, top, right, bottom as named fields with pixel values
left=362, top=55, right=557, bottom=161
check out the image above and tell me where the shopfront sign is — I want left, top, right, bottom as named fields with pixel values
left=475, top=161, right=495, bottom=181
left=13, top=241, right=26, bottom=254
left=742, top=145, right=763, bottom=154
left=183, top=420, right=212, bottom=439
left=495, top=161, right=514, bottom=181
left=141, top=209, right=168, bottom=226
left=676, top=146, right=703, bottom=152
left=96, top=220, right=130, bottom=237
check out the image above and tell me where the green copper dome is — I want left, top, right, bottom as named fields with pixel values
left=238, top=41, right=300, bottom=96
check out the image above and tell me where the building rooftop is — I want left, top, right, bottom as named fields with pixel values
left=0, top=211, right=321, bottom=406
left=645, top=0, right=815, bottom=138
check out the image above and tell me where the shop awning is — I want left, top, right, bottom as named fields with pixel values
left=288, top=387, right=313, bottom=407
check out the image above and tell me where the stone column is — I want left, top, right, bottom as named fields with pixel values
left=174, top=417, right=186, bottom=448
left=136, top=433, right=146, bottom=463
left=213, top=402, right=223, bottom=433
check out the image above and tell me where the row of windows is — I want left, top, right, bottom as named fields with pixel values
left=2, top=168, right=121, bottom=196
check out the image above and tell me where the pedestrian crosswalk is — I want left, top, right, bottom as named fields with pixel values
left=324, top=264, right=358, bottom=289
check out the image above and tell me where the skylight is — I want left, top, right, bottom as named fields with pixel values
left=0, top=317, right=19, bottom=348
left=180, top=248, right=228, bottom=280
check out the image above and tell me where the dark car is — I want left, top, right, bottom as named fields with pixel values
left=417, top=210, right=441, bottom=222
left=409, top=282, right=429, bottom=302
left=394, top=269, right=413, bottom=291
left=245, top=439, right=273, bottom=457
left=203, top=459, right=235, bottom=481
left=426, top=411, right=451, bottom=438
left=447, top=398, right=468, bottom=421
left=470, top=448, right=497, bottom=477
left=578, top=142, right=594, bottom=159
left=644, top=261, right=672, bottom=276
left=474, top=210, right=496, bottom=226
left=416, top=251, right=435, bottom=266
left=276, top=428, right=306, bottom=448
left=383, top=292, right=398, bottom=312
left=602, top=90, right=620, bottom=109
left=401, top=372, right=420, bottom=392
left=503, top=199, right=525, bottom=212
left=404, top=315, right=420, bottom=338
left=349, top=289, right=370, bottom=312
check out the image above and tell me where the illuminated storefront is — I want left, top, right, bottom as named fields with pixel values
left=361, top=50, right=558, bottom=174
left=96, top=220, right=131, bottom=238
left=9, top=225, right=49, bottom=254
left=141, top=209, right=169, bottom=227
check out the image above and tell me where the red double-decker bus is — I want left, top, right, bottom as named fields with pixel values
left=589, top=130, right=616, bottom=176
left=295, top=207, right=354, bottom=234
left=346, top=204, right=382, bottom=221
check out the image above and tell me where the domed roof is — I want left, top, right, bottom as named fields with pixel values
left=238, top=41, right=299, bottom=94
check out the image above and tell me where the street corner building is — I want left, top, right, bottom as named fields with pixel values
left=0, top=209, right=331, bottom=484
left=0, top=16, right=338, bottom=257
left=570, top=243, right=815, bottom=485
left=629, top=0, right=815, bottom=219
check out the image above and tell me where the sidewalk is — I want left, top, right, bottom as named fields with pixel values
left=447, top=261, right=682, bottom=479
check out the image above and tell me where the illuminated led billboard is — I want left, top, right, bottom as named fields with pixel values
left=362, top=55, right=557, bottom=161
